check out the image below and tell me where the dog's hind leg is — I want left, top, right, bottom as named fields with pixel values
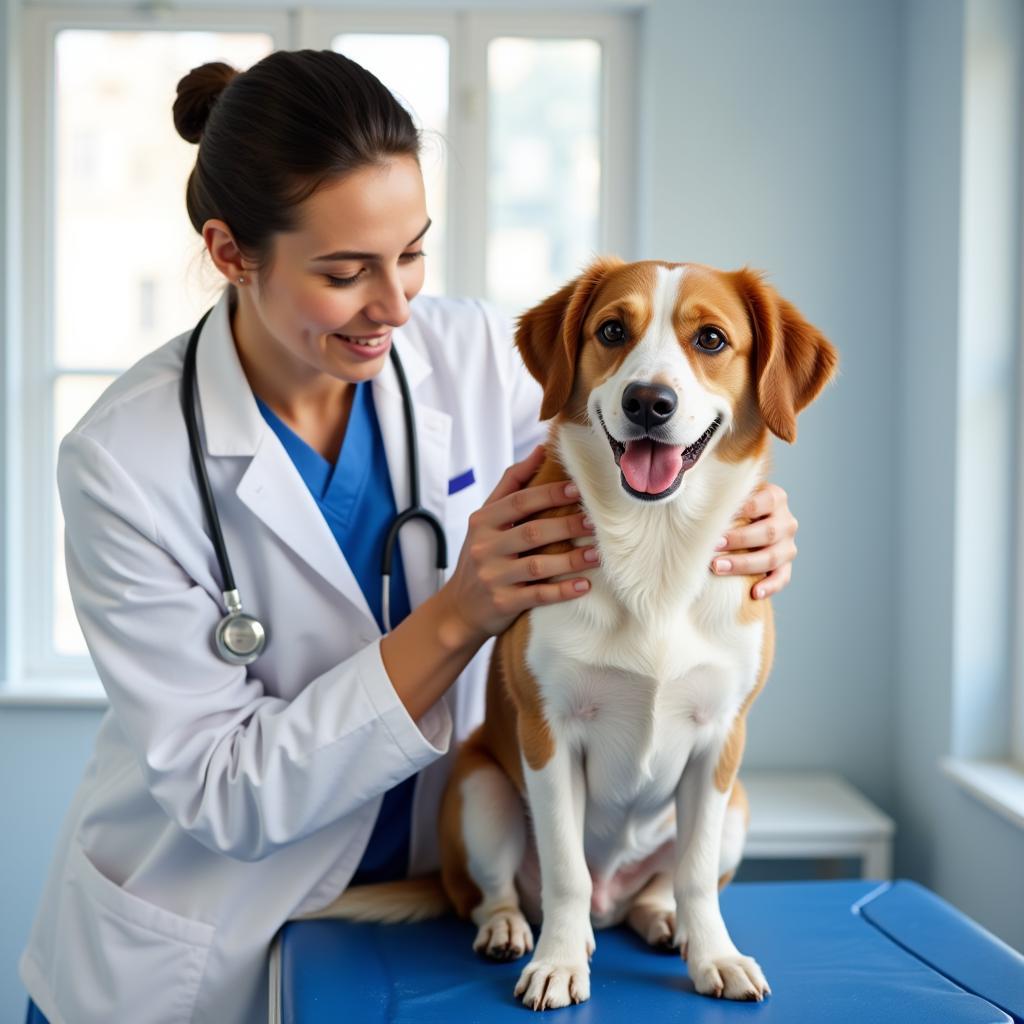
left=440, top=737, right=533, bottom=961
left=627, top=871, right=679, bottom=952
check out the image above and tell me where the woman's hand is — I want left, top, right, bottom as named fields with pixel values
left=439, top=445, right=599, bottom=646
left=710, top=481, right=799, bottom=600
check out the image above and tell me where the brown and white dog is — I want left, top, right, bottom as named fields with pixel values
left=315, top=258, right=837, bottom=1009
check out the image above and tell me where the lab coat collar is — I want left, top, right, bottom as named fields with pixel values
left=194, top=290, right=263, bottom=457
left=193, top=289, right=451, bottom=627
left=194, top=291, right=435, bottom=456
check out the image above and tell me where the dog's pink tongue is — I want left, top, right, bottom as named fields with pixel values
left=620, top=439, right=684, bottom=494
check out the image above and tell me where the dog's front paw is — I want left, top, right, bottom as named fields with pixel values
left=514, top=957, right=591, bottom=1009
left=472, top=910, right=533, bottom=961
left=689, top=952, right=770, bottom=1001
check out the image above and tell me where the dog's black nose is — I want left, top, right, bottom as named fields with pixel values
left=621, top=382, right=677, bottom=432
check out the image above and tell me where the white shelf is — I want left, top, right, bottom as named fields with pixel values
left=741, top=771, right=895, bottom=879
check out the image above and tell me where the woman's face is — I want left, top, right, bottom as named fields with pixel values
left=244, top=154, right=429, bottom=385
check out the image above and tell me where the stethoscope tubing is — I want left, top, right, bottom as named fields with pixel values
left=181, top=307, right=449, bottom=661
left=380, top=323, right=449, bottom=630
left=182, top=310, right=234, bottom=592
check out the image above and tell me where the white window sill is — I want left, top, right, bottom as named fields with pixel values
left=941, top=757, right=1024, bottom=831
left=0, top=675, right=107, bottom=708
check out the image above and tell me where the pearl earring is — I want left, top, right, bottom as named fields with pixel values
left=237, top=276, right=246, bottom=285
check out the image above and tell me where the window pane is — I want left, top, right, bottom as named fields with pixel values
left=53, top=375, right=116, bottom=656
left=487, top=38, right=601, bottom=316
left=54, top=30, right=274, bottom=371
left=332, top=34, right=449, bottom=296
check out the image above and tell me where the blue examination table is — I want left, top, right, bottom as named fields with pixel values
left=271, top=880, right=1024, bottom=1023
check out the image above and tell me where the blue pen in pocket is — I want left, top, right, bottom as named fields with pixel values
left=448, top=468, right=476, bottom=495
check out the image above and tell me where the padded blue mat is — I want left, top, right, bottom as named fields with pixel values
left=858, top=880, right=1024, bottom=1023
left=276, top=880, right=1020, bottom=1023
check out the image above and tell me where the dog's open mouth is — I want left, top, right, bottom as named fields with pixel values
left=598, top=409, right=722, bottom=500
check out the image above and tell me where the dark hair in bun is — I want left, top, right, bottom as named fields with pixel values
left=174, top=49, right=420, bottom=276
left=173, top=61, right=238, bottom=144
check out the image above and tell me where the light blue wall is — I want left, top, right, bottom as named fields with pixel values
left=638, top=0, right=902, bottom=805
left=0, top=710, right=102, bottom=1024
left=1, top=0, right=1022, bottom=1019
left=896, top=0, right=1024, bottom=953
left=640, top=0, right=1024, bottom=954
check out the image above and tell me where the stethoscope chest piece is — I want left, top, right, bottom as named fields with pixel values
left=214, top=589, right=266, bottom=665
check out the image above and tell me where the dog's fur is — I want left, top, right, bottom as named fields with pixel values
left=308, top=258, right=838, bottom=1008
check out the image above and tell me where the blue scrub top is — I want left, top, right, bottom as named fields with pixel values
left=256, top=382, right=415, bottom=885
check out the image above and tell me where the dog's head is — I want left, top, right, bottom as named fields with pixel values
left=515, top=257, right=838, bottom=502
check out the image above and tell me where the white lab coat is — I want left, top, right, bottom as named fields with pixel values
left=18, top=289, right=545, bottom=1024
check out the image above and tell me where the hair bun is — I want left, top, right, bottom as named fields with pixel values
left=173, top=62, right=239, bottom=144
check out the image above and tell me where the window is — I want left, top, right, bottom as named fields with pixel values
left=1015, top=263, right=1024, bottom=769
left=49, top=27, right=277, bottom=665
left=329, top=31, right=451, bottom=299
left=14, top=8, right=636, bottom=689
left=486, top=36, right=602, bottom=314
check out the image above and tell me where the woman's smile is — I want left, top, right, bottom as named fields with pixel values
left=331, top=330, right=393, bottom=358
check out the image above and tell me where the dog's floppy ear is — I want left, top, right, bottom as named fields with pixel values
left=516, top=256, right=624, bottom=421
left=733, top=268, right=839, bottom=443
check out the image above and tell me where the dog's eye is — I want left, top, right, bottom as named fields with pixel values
left=597, top=320, right=627, bottom=346
left=695, top=327, right=728, bottom=353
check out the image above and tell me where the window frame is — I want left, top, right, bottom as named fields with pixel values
left=296, top=10, right=462, bottom=296
left=12, top=5, right=637, bottom=692
left=461, top=10, right=637, bottom=302
left=298, top=9, right=637, bottom=299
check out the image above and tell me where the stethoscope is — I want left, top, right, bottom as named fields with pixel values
left=181, top=308, right=448, bottom=665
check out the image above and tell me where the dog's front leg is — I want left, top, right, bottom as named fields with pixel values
left=674, top=749, right=770, bottom=1001
left=514, top=742, right=594, bottom=1009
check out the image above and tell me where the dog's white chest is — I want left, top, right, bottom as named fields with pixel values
left=527, top=579, right=763, bottom=814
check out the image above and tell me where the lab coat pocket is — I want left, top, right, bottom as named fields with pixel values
left=444, top=481, right=483, bottom=572
left=54, top=839, right=215, bottom=1024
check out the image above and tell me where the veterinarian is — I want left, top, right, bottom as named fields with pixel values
left=20, top=49, right=801, bottom=1024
